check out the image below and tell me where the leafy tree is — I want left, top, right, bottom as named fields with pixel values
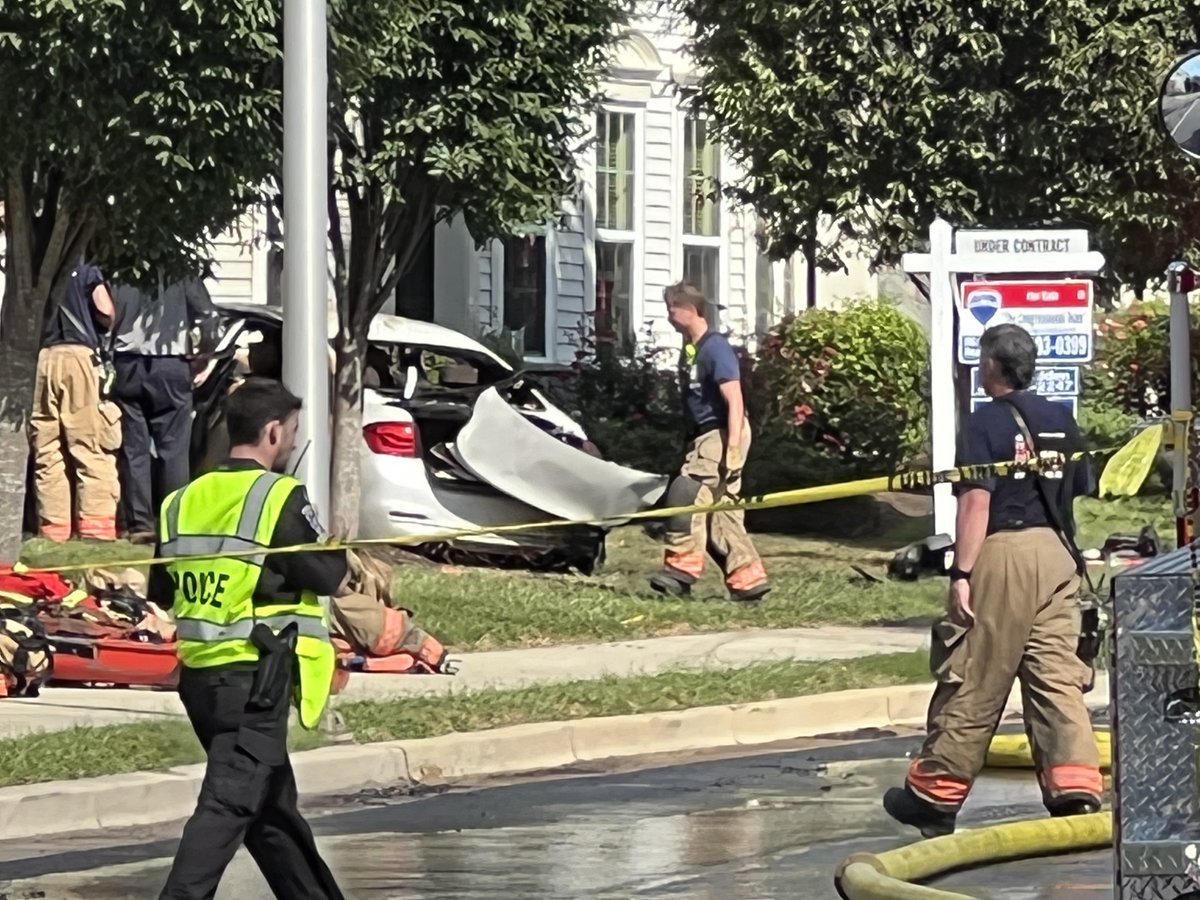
left=0, top=0, right=279, bottom=559
left=322, top=0, right=631, bottom=534
left=677, top=0, right=1200, bottom=301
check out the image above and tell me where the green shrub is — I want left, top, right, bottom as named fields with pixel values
left=1077, top=395, right=1139, bottom=452
left=753, top=300, right=928, bottom=479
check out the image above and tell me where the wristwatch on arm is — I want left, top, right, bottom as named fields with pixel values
left=949, top=566, right=972, bottom=583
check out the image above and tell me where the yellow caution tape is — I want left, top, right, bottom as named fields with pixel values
left=15, top=448, right=1113, bottom=576
left=1099, top=424, right=1164, bottom=498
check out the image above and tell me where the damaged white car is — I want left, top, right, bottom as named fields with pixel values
left=192, top=305, right=668, bottom=574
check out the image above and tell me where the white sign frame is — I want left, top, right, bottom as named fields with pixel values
left=902, top=219, right=1104, bottom=541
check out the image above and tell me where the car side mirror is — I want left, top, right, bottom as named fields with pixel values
left=1158, top=49, right=1200, bottom=159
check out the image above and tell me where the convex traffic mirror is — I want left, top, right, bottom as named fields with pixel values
left=1159, top=50, right=1200, bottom=159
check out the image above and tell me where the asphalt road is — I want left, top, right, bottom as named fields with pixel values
left=0, top=732, right=1112, bottom=899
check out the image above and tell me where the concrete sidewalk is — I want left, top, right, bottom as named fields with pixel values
left=0, top=625, right=928, bottom=739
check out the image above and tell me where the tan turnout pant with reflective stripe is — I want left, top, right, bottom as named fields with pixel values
left=664, top=422, right=766, bottom=591
left=907, top=528, right=1102, bottom=812
left=29, top=344, right=120, bottom=541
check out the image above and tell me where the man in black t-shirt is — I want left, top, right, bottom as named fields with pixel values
left=883, top=324, right=1103, bottom=838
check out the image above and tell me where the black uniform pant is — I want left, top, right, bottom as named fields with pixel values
left=114, top=355, right=193, bottom=534
left=159, top=665, right=344, bottom=900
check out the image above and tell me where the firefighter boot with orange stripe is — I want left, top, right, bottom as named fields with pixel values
left=725, top=560, right=770, bottom=604
left=882, top=785, right=957, bottom=838
left=885, top=758, right=970, bottom=837
left=650, top=550, right=702, bottom=598
left=1040, top=764, right=1103, bottom=817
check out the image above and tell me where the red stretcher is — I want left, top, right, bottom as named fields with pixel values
left=46, top=634, right=180, bottom=689
left=43, top=635, right=454, bottom=693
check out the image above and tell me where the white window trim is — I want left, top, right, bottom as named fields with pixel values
left=494, top=228, right=558, bottom=363
left=678, top=109, right=726, bottom=329
left=681, top=111, right=722, bottom=244
left=589, top=102, right=645, bottom=347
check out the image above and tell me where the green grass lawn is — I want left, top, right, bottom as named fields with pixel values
left=19, top=537, right=152, bottom=573
left=17, top=494, right=1172, bottom=652
left=378, top=494, right=1172, bottom=651
left=0, top=652, right=929, bottom=788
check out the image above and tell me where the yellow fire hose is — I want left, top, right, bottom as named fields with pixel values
left=985, top=730, right=1112, bottom=770
left=834, top=730, right=1115, bottom=899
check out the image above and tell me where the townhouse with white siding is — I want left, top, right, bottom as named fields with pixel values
left=201, top=4, right=890, bottom=364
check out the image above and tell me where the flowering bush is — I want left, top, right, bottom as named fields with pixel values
left=1085, top=301, right=1171, bottom=419
left=752, top=300, right=928, bottom=475
left=1076, top=299, right=1200, bottom=459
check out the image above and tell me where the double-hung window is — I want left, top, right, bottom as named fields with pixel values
left=682, top=113, right=721, bottom=325
left=594, top=109, right=637, bottom=347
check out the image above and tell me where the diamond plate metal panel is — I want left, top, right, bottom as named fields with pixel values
left=1120, top=875, right=1200, bottom=900
left=1122, top=843, right=1200, bottom=875
left=1112, top=547, right=1200, bottom=898
left=1129, top=634, right=1199, bottom=667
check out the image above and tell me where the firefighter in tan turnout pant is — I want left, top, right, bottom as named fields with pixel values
left=648, top=282, right=769, bottom=603
left=884, top=324, right=1102, bottom=838
left=30, top=259, right=121, bottom=542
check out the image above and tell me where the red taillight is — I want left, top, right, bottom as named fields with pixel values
left=363, top=421, right=417, bottom=457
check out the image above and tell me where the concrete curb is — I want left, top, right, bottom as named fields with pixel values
left=0, top=672, right=1110, bottom=840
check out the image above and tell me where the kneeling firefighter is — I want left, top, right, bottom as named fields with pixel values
left=884, top=323, right=1104, bottom=837
left=150, top=378, right=350, bottom=900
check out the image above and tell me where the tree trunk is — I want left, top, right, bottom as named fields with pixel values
left=0, top=285, right=44, bottom=562
left=329, top=332, right=364, bottom=539
left=804, top=217, right=818, bottom=310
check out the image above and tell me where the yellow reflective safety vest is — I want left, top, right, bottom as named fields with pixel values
left=159, top=467, right=336, bottom=730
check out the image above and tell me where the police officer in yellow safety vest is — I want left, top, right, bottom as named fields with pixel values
left=149, top=378, right=350, bottom=900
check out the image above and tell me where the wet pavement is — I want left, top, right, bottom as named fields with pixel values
left=0, top=732, right=1112, bottom=899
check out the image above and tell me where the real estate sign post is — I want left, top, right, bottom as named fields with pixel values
left=902, top=220, right=1105, bottom=543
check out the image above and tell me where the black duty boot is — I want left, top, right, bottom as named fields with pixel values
left=649, top=569, right=693, bottom=598
left=883, top=786, right=957, bottom=838
left=1046, top=794, right=1102, bottom=817
left=729, top=582, right=771, bottom=604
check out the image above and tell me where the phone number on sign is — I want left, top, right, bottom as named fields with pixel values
left=1032, top=333, right=1090, bottom=360
left=962, top=333, right=1091, bottom=362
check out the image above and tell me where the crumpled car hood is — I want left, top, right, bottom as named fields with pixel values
left=455, top=388, right=669, bottom=523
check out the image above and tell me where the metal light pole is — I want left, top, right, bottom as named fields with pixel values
left=1167, top=261, right=1196, bottom=548
left=281, top=0, right=330, bottom=521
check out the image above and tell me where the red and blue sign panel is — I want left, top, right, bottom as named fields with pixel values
left=958, top=280, right=1094, bottom=365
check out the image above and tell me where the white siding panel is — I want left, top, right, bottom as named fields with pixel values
left=640, top=105, right=675, bottom=334
left=206, top=209, right=260, bottom=306
left=552, top=193, right=589, bottom=362
left=559, top=245, right=585, bottom=267
left=645, top=188, right=672, bottom=213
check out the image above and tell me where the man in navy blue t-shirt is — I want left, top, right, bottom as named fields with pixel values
left=648, top=282, right=769, bottom=603
left=30, top=257, right=120, bottom=542
left=883, top=323, right=1101, bottom=838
